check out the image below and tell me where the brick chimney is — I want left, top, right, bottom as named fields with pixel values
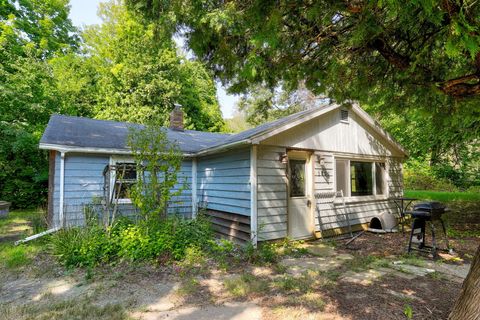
left=169, top=103, right=184, bottom=131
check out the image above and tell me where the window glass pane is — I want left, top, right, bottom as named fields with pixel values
left=115, top=163, right=136, bottom=199
left=289, top=160, right=306, bottom=197
left=335, top=160, right=347, bottom=194
left=375, top=162, right=385, bottom=195
left=350, top=161, right=373, bottom=196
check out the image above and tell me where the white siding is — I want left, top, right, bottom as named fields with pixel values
left=314, top=155, right=403, bottom=232
left=261, top=109, right=402, bottom=157
left=197, top=147, right=251, bottom=216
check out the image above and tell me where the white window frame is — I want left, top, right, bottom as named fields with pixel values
left=334, top=156, right=388, bottom=201
left=109, top=156, right=136, bottom=204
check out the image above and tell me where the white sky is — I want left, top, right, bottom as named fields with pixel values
left=68, top=0, right=238, bottom=118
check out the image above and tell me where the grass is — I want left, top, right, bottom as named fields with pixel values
left=404, top=190, right=480, bottom=202
left=0, top=209, right=48, bottom=270
left=224, top=273, right=270, bottom=298
left=0, top=296, right=129, bottom=320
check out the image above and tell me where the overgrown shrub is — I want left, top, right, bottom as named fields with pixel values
left=50, top=214, right=213, bottom=268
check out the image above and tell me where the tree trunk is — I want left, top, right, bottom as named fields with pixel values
left=449, top=244, right=480, bottom=320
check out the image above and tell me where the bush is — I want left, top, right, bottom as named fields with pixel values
left=404, top=160, right=458, bottom=191
left=50, top=215, right=214, bottom=268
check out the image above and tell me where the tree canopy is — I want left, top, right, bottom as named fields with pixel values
left=0, top=0, right=225, bottom=208
left=77, top=1, right=225, bottom=131
left=126, top=0, right=479, bottom=188
left=128, top=0, right=480, bottom=100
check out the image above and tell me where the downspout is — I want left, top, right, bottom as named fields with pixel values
left=59, top=151, right=66, bottom=228
left=250, top=145, right=258, bottom=246
left=191, top=158, right=197, bottom=218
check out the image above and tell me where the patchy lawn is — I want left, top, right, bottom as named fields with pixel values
left=0, top=202, right=478, bottom=320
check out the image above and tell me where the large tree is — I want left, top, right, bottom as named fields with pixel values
left=79, top=1, right=225, bottom=131
left=126, top=1, right=480, bottom=318
left=0, top=0, right=78, bottom=208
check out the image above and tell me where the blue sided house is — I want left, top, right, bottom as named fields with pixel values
left=40, top=103, right=407, bottom=244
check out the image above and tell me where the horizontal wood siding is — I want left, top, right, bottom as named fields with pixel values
left=52, top=153, right=193, bottom=227
left=205, top=209, right=251, bottom=243
left=257, top=145, right=288, bottom=241
left=197, top=148, right=251, bottom=216
left=314, top=153, right=403, bottom=232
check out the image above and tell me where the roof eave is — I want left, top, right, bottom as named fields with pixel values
left=38, top=143, right=196, bottom=157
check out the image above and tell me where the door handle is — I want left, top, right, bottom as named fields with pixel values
left=307, top=199, right=312, bottom=207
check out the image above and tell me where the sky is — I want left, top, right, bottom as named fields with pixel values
left=68, top=0, right=238, bottom=118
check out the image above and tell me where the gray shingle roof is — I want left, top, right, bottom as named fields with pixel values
left=40, top=115, right=231, bottom=154
left=40, top=104, right=333, bottom=154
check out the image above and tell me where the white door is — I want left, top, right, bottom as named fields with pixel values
left=287, top=151, right=314, bottom=239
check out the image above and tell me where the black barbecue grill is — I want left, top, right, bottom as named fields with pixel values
left=405, top=201, right=452, bottom=257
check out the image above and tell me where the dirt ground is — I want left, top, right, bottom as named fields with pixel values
left=0, top=203, right=478, bottom=320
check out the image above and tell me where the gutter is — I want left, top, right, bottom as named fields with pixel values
left=39, top=143, right=196, bottom=157
left=193, top=139, right=252, bottom=157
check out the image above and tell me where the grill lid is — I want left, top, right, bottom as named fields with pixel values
left=413, top=201, right=447, bottom=212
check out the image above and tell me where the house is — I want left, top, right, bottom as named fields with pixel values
left=39, top=103, right=407, bottom=244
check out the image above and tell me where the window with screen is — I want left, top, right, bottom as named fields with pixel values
left=289, top=159, right=306, bottom=197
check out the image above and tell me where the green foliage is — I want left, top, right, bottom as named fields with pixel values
left=0, top=0, right=224, bottom=209
left=404, top=160, right=458, bottom=191
left=82, top=1, right=225, bottom=131
left=0, top=0, right=81, bottom=208
left=127, top=124, right=183, bottom=220
left=50, top=215, right=214, bottom=267
left=128, top=0, right=480, bottom=189
left=403, top=304, right=414, bottom=319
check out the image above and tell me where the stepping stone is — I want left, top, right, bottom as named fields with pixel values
left=390, top=264, right=435, bottom=277
left=424, top=262, right=471, bottom=281
left=280, top=257, right=346, bottom=276
left=376, top=267, right=416, bottom=280
left=386, top=289, right=423, bottom=302
left=340, top=269, right=387, bottom=285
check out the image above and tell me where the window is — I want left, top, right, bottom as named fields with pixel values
left=335, top=159, right=386, bottom=197
left=289, top=159, right=306, bottom=197
left=335, top=159, right=348, bottom=195
left=340, top=109, right=349, bottom=122
left=375, top=162, right=385, bottom=195
left=350, top=161, right=373, bottom=196
left=113, top=162, right=137, bottom=200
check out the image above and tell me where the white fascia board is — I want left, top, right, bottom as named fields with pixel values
left=193, top=139, right=251, bottom=157
left=39, top=143, right=195, bottom=157
left=250, top=103, right=340, bottom=144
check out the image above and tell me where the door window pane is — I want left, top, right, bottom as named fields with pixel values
left=350, top=161, right=373, bottom=196
left=289, top=160, right=306, bottom=197
left=335, top=160, right=347, bottom=195
left=375, top=162, right=385, bottom=195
